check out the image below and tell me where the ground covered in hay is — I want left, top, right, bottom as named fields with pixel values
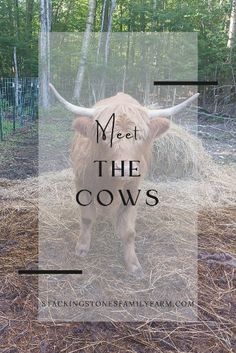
left=0, top=125, right=38, bottom=180
left=0, top=204, right=235, bottom=352
left=0, top=113, right=236, bottom=352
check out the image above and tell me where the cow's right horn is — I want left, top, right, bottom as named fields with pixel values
left=147, top=93, right=199, bottom=118
left=49, top=83, right=95, bottom=117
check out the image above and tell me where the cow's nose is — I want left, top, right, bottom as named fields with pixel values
left=111, top=160, right=128, bottom=176
left=117, top=161, right=130, bottom=174
left=113, top=160, right=140, bottom=177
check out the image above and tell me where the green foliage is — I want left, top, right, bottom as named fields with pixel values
left=0, top=0, right=235, bottom=88
left=0, top=0, right=40, bottom=77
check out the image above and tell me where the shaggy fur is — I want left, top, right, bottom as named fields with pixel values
left=70, top=92, right=170, bottom=276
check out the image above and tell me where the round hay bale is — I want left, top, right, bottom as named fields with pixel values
left=149, top=123, right=213, bottom=181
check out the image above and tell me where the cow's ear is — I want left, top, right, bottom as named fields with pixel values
left=148, top=117, right=170, bottom=140
left=73, top=117, right=93, bottom=137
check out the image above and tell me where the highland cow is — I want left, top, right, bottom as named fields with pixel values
left=49, top=83, right=198, bottom=276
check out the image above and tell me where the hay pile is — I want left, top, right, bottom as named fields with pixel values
left=150, top=122, right=232, bottom=180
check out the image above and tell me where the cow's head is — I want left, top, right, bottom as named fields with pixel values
left=49, top=84, right=198, bottom=174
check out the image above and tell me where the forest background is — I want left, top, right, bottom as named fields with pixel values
left=0, top=0, right=236, bottom=108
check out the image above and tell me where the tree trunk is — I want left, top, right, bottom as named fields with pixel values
left=73, top=0, right=96, bottom=102
left=97, top=0, right=107, bottom=60
left=26, top=0, right=34, bottom=75
left=104, top=0, right=116, bottom=63
left=227, top=0, right=236, bottom=49
left=128, top=2, right=134, bottom=31
left=140, top=0, right=146, bottom=32
left=40, top=0, right=51, bottom=108
left=119, top=0, right=123, bottom=31
left=14, top=0, right=20, bottom=38
left=225, top=0, right=236, bottom=101
left=152, top=0, right=157, bottom=30
left=122, top=33, right=131, bottom=92
left=7, top=0, right=14, bottom=36
left=26, top=0, right=34, bottom=38
left=103, top=0, right=109, bottom=32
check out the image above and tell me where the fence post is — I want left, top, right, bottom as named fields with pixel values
left=13, top=47, right=19, bottom=130
left=0, top=77, right=39, bottom=140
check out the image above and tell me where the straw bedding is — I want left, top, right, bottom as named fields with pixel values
left=1, top=123, right=235, bottom=351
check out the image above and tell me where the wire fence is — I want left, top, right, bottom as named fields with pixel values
left=0, top=77, right=38, bottom=141
left=0, top=76, right=235, bottom=144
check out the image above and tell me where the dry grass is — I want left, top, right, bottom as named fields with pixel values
left=0, top=124, right=236, bottom=352
left=150, top=122, right=235, bottom=181
left=0, top=206, right=235, bottom=352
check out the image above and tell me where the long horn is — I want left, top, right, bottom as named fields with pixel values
left=148, top=93, right=199, bottom=118
left=49, top=83, right=95, bottom=117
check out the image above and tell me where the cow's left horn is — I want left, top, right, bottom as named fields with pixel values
left=49, top=83, right=95, bottom=117
left=148, top=93, right=199, bottom=118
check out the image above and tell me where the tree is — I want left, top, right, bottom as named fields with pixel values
left=104, top=0, right=116, bottom=63
left=227, top=0, right=236, bottom=49
left=97, top=0, right=107, bottom=59
left=73, top=0, right=96, bottom=102
left=40, top=0, right=51, bottom=107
